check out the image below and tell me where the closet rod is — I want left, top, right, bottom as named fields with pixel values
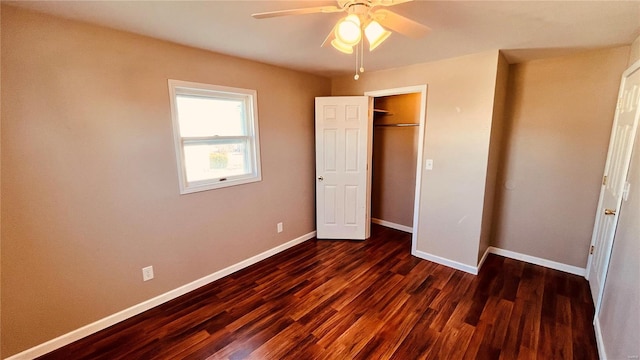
left=374, top=123, right=419, bottom=127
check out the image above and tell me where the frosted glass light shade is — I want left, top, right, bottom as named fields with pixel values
left=364, top=21, right=391, bottom=51
left=331, top=38, right=353, bottom=54
left=336, top=14, right=362, bottom=46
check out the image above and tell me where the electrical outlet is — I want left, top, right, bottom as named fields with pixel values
left=142, top=266, right=154, bottom=281
left=277, top=222, right=283, bottom=233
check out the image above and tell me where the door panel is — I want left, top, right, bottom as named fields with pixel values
left=323, top=130, right=337, bottom=171
left=315, top=96, right=372, bottom=240
left=588, top=63, right=640, bottom=310
left=345, top=129, right=360, bottom=171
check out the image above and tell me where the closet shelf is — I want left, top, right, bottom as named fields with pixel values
left=374, top=123, right=419, bottom=127
left=373, top=108, right=393, bottom=116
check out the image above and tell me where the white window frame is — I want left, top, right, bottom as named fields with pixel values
left=168, top=79, right=262, bottom=194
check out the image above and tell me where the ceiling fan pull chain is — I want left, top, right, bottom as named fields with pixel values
left=354, top=41, right=360, bottom=80
left=360, top=38, right=365, bottom=73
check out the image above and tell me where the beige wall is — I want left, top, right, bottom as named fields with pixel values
left=333, top=50, right=502, bottom=268
left=371, top=94, right=420, bottom=227
left=479, top=52, right=509, bottom=262
left=492, top=47, right=630, bottom=268
left=0, top=6, right=330, bottom=356
left=597, top=37, right=640, bottom=360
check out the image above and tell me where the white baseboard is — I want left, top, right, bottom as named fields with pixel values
left=594, top=316, right=607, bottom=360
left=477, top=246, right=491, bottom=272
left=488, top=247, right=586, bottom=276
left=412, top=249, right=479, bottom=275
left=411, top=245, right=585, bottom=277
left=371, top=218, right=413, bottom=233
left=5, top=231, right=317, bottom=360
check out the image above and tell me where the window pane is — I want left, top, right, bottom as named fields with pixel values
left=176, top=95, right=246, bottom=137
left=183, top=141, right=251, bottom=183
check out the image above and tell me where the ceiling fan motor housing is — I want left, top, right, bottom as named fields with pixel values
left=340, top=0, right=373, bottom=15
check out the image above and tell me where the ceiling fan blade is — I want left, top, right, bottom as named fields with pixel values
left=374, top=0, right=414, bottom=7
left=371, top=9, right=431, bottom=39
left=252, top=6, right=342, bottom=19
left=321, top=25, right=337, bottom=47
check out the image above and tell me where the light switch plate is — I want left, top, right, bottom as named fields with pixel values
left=425, top=159, right=433, bottom=170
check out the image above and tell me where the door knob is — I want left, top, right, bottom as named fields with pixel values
left=318, top=176, right=324, bottom=181
left=604, top=208, right=616, bottom=215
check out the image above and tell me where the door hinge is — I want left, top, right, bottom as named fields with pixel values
left=616, top=97, right=623, bottom=110
left=590, top=245, right=595, bottom=255
left=602, top=175, right=607, bottom=186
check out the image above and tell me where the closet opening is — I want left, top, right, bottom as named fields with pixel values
left=370, top=93, right=421, bottom=234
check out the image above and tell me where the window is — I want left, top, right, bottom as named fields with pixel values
left=168, top=80, right=261, bottom=194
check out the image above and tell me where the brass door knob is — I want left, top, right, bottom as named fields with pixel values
left=604, top=208, right=616, bottom=215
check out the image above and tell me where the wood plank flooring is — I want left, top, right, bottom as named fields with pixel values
left=38, top=225, right=599, bottom=359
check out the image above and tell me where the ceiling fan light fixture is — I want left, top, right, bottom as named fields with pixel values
left=335, top=14, right=362, bottom=46
left=331, top=38, right=354, bottom=54
left=253, top=0, right=432, bottom=80
left=364, top=20, right=392, bottom=51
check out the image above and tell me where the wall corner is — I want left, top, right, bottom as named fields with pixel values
left=477, top=51, right=510, bottom=265
left=628, top=35, right=640, bottom=66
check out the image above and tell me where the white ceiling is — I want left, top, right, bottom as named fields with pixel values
left=7, top=1, right=640, bottom=77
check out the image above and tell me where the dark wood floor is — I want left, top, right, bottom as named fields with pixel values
left=39, top=225, right=598, bottom=360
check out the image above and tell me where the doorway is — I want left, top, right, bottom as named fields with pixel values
left=365, top=86, right=428, bottom=254
left=314, top=86, right=427, bottom=247
left=371, top=93, right=421, bottom=233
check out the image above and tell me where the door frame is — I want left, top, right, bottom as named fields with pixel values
left=585, top=59, right=640, bottom=317
left=365, top=85, right=428, bottom=255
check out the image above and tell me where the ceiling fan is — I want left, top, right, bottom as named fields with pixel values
left=252, top=0, right=431, bottom=77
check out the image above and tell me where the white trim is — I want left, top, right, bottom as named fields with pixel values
left=412, top=249, right=479, bottom=275
left=477, top=246, right=491, bottom=272
left=365, top=85, right=428, bottom=259
left=593, top=316, right=608, bottom=360
left=371, top=218, right=413, bottom=233
left=488, top=247, right=586, bottom=276
left=5, top=231, right=316, bottom=360
left=410, top=246, right=585, bottom=277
